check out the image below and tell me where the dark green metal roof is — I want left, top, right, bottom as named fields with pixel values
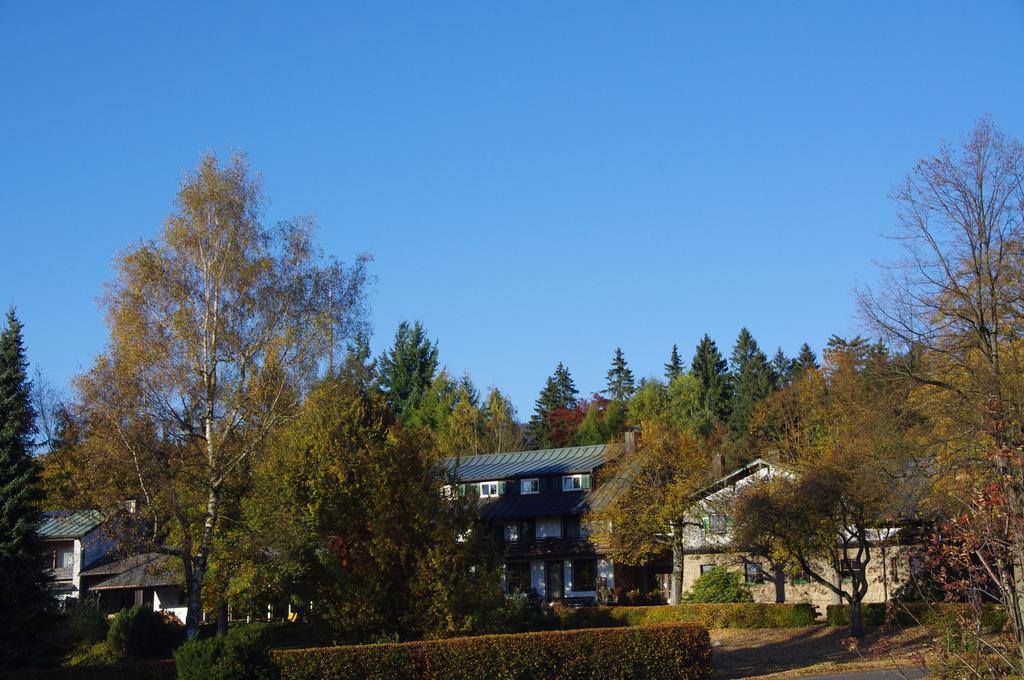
left=38, top=510, right=105, bottom=539
left=445, top=445, right=608, bottom=483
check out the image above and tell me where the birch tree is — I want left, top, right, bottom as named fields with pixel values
left=72, top=152, right=370, bottom=638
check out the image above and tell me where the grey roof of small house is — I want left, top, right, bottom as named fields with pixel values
left=83, top=553, right=179, bottom=590
left=445, top=445, right=608, bottom=483
left=38, top=510, right=106, bottom=539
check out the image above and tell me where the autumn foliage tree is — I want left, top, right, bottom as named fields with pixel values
left=237, top=377, right=504, bottom=641
left=733, top=343, right=924, bottom=638
left=63, top=152, right=370, bottom=638
left=858, top=117, right=1024, bottom=669
left=588, top=424, right=711, bottom=605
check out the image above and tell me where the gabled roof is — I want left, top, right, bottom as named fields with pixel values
left=83, top=553, right=179, bottom=590
left=38, top=510, right=106, bottom=539
left=445, top=445, right=608, bottom=483
left=693, top=458, right=782, bottom=500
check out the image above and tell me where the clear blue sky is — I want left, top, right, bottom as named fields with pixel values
left=2, top=2, right=1022, bottom=416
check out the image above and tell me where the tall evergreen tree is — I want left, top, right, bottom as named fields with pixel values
left=792, top=342, right=819, bottom=378
left=0, top=308, right=48, bottom=669
left=605, top=347, right=636, bottom=401
left=727, top=328, right=774, bottom=452
left=664, top=344, right=685, bottom=381
left=770, top=347, right=792, bottom=388
left=527, top=363, right=578, bottom=449
left=690, top=334, right=731, bottom=438
left=377, top=320, right=439, bottom=420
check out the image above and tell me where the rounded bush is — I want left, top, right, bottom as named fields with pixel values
left=682, top=568, right=754, bottom=603
left=106, top=605, right=181, bottom=659
left=174, top=625, right=277, bottom=680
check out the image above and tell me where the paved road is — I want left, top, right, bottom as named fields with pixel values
left=800, top=669, right=929, bottom=680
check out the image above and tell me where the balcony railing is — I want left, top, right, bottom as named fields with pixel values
left=49, top=566, right=74, bottom=581
left=499, top=537, right=597, bottom=558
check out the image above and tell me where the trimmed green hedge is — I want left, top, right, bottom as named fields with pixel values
left=554, top=603, right=817, bottom=630
left=272, top=623, right=711, bottom=680
left=0, top=660, right=176, bottom=679
left=826, top=603, right=1008, bottom=629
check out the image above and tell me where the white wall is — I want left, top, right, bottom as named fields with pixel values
left=153, top=587, right=187, bottom=624
left=72, top=539, right=83, bottom=595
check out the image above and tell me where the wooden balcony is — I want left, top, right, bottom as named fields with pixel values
left=49, top=566, right=74, bottom=581
left=500, top=537, right=597, bottom=559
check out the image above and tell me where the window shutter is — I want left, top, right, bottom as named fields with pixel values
left=498, top=481, right=507, bottom=495
left=701, top=516, right=710, bottom=531
left=510, top=479, right=519, bottom=495
left=458, top=484, right=466, bottom=497
left=540, top=477, right=550, bottom=492
left=581, top=474, right=592, bottom=490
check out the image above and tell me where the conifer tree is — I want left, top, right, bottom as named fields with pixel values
left=690, top=334, right=731, bottom=438
left=770, top=347, right=792, bottom=388
left=664, top=344, right=684, bottom=381
left=527, top=363, right=578, bottom=449
left=727, top=328, right=774, bottom=452
left=792, top=342, right=819, bottom=378
left=378, top=320, right=439, bottom=419
left=605, top=347, right=636, bottom=401
left=0, top=308, right=48, bottom=669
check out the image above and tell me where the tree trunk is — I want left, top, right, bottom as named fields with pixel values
left=773, top=562, right=786, bottom=603
left=217, top=599, right=228, bottom=637
left=184, top=561, right=205, bottom=640
left=671, top=537, right=684, bottom=605
left=850, top=598, right=864, bottom=639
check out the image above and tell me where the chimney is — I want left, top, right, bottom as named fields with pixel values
left=623, top=430, right=637, bottom=455
left=712, top=452, right=724, bottom=479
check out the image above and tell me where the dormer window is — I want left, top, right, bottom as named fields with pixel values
left=562, top=474, right=591, bottom=492
left=479, top=481, right=500, bottom=498
left=520, top=478, right=539, bottom=495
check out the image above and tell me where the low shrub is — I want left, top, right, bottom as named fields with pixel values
left=175, top=625, right=277, bottom=680
left=106, top=605, right=183, bottom=660
left=681, top=568, right=754, bottom=604
left=554, top=603, right=817, bottom=630
left=825, top=603, right=887, bottom=627
left=64, top=641, right=120, bottom=667
left=825, top=603, right=1007, bottom=630
left=272, top=622, right=711, bottom=680
left=65, top=602, right=109, bottom=645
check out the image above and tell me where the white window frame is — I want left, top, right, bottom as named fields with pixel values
left=520, top=478, right=539, bottom=495
left=479, top=481, right=499, bottom=498
left=562, top=474, right=583, bottom=491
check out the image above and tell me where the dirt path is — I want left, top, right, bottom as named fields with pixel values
left=709, top=626, right=933, bottom=679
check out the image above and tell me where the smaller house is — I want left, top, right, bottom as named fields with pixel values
left=679, top=458, right=920, bottom=611
left=38, top=510, right=114, bottom=603
left=80, top=552, right=186, bottom=623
